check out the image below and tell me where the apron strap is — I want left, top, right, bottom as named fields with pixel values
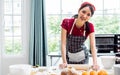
left=69, top=19, right=86, bottom=36
left=69, top=19, right=76, bottom=35
left=84, top=23, right=86, bottom=36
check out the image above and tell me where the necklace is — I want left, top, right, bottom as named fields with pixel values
left=75, top=19, right=84, bottom=28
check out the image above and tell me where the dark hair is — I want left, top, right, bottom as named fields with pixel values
left=85, top=21, right=90, bottom=33
left=79, top=4, right=95, bottom=16
left=72, top=14, right=78, bottom=18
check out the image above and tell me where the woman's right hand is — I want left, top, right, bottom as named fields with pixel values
left=59, top=63, right=67, bottom=69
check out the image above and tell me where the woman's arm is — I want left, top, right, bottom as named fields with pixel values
left=61, top=28, right=67, bottom=64
left=89, top=32, right=99, bottom=70
left=89, top=32, right=97, bottom=64
left=59, top=28, right=68, bottom=69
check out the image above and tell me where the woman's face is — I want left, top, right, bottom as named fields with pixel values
left=78, top=6, right=92, bottom=23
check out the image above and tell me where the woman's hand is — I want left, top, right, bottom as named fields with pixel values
left=59, top=63, right=67, bottom=69
left=92, top=64, right=100, bottom=71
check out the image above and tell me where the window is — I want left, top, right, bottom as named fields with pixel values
left=0, top=0, right=30, bottom=74
left=91, top=0, right=120, bottom=34
left=4, top=0, right=22, bottom=55
left=45, top=0, right=120, bottom=53
left=0, top=0, right=29, bottom=56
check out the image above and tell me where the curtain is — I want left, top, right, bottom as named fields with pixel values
left=29, top=0, right=47, bottom=66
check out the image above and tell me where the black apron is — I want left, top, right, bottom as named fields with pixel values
left=66, top=19, right=89, bottom=64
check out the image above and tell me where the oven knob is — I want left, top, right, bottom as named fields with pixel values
left=117, top=45, right=120, bottom=47
left=118, top=40, right=120, bottom=43
left=118, top=36, right=120, bottom=39
left=118, top=49, right=120, bottom=52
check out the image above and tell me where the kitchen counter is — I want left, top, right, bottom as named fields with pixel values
left=8, top=64, right=115, bottom=75
left=8, top=56, right=116, bottom=75
left=29, top=66, right=115, bottom=75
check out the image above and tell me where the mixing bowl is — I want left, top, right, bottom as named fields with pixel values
left=100, top=56, right=116, bottom=69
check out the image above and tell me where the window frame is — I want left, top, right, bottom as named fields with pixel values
left=0, top=0, right=30, bottom=57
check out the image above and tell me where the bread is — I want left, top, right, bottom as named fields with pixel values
left=61, top=70, right=67, bottom=75
left=60, top=67, right=79, bottom=75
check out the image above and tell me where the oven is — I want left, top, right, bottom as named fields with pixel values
left=95, top=34, right=120, bottom=53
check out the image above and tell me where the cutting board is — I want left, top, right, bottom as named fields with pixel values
left=67, top=64, right=92, bottom=71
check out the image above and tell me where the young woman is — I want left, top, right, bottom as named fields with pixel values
left=60, top=2, right=99, bottom=70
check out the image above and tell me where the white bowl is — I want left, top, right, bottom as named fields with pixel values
left=9, top=64, right=32, bottom=75
left=100, top=56, right=116, bottom=69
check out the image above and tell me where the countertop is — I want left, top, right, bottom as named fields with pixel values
left=29, top=65, right=115, bottom=75
left=8, top=65, right=115, bottom=75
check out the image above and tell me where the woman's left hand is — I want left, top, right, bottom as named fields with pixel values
left=59, top=63, right=67, bottom=69
left=92, top=64, right=100, bottom=71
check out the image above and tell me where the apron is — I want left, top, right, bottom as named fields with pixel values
left=66, top=19, right=89, bottom=64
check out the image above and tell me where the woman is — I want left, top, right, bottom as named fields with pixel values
left=60, top=2, right=99, bottom=70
